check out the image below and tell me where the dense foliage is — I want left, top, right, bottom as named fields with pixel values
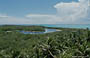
left=0, top=25, right=90, bottom=58
left=0, top=25, right=45, bottom=31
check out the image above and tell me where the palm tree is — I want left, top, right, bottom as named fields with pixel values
left=33, top=37, right=60, bottom=58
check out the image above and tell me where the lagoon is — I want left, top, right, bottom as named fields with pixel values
left=20, top=29, right=61, bottom=34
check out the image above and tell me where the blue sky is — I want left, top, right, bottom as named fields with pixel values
left=0, top=0, right=90, bottom=24
left=0, top=0, right=78, bottom=17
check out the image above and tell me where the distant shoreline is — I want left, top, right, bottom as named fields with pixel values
left=0, top=24, right=90, bottom=29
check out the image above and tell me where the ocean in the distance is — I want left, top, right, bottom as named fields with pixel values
left=0, top=24, right=90, bottom=29
left=19, top=24, right=90, bottom=29
left=38, top=24, right=90, bottom=29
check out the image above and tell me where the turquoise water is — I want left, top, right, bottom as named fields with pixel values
left=0, top=24, right=90, bottom=29
left=17, top=24, right=90, bottom=29
left=38, top=24, right=90, bottom=29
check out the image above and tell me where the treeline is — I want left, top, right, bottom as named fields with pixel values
left=0, top=25, right=45, bottom=32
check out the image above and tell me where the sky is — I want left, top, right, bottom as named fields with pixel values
left=0, top=0, right=90, bottom=24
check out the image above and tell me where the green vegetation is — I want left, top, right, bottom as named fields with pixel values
left=0, top=25, right=45, bottom=32
left=0, top=25, right=90, bottom=58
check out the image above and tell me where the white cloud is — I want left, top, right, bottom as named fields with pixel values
left=26, top=14, right=63, bottom=24
left=26, top=14, right=54, bottom=18
left=54, top=0, right=90, bottom=23
left=0, top=0, right=90, bottom=24
left=0, top=16, right=35, bottom=24
left=0, top=14, right=9, bottom=18
left=25, top=0, right=90, bottom=24
left=0, top=15, right=58, bottom=24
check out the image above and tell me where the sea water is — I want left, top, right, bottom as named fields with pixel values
left=38, top=24, right=90, bottom=29
left=0, top=24, right=90, bottom=29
